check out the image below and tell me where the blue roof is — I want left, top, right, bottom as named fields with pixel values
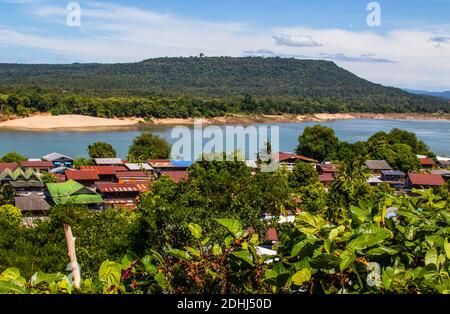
left=381, top=170, right=405, bottom=176
left=170, top=160, right=194, bottom=168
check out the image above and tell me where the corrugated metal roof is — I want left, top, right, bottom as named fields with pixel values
left=148, top=159, right=173, bottom=168
left=278, top=152, right=318, bottom=163
left=96, top=182, right=149, bottom=193
left=381, top=170, right=406, bottom=176
left=115, top=171, right=149, bottom=178
left=169, top=160, right=193, bottom=168
left=21, top=160, right=54, bottom=168
left=42, top=152, right=73, bottom=161
left=65, top=170, right=100, bottom=181
left=160, top=171, right=189, bottom=183
left=94, top=158, right=124, bottom=165
left=419, top=158, right=436, bottom=166
left=124, top=163, right=153, bottom=171
left=408, top=173, right=445, bottom=186
left=365, top=160, right=392, bottom=170
left=80, top=165, right=127, bottom=175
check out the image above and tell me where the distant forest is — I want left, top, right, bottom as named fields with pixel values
left=0, top=57, right=448, bottom=118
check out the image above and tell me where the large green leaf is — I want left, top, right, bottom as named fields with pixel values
left=310, top=254, right=341, bottom=270
left=98, top=260, right=122, bottom=290
left=166, top=248, right=192, bottom=261
left=0, top=268, right=22, bottom=281
left=339, top=250, right=355, bottom=272
left=444, top=238, right=450, bottom=260
left=348, top=232, right=387, bottom=251
left=349, top=205, right=369, bottom=223
left=187, top=223, right=202, bottom=239
left=30, top=272, right=66, bottom=286
left=425, top=248, right=438, bottom=266
left=0, top=280, right=27, bottom=294
left=291, top=268, right=311, bottom=286
left=296, top=212, right=325, bottom=235
left=366, top=246, right=398, bottom=256
left=230, top=249, right=254, bottom=266
left=216, top=219, right=242, bottom=237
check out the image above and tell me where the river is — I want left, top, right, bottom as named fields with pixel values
left=0, top=119, right=449, bottom=159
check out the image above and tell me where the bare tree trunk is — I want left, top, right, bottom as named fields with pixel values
left=64, top=223, right=81, bottom=289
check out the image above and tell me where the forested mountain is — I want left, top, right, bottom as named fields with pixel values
left=404, top=89, right=450, bottom=100
left=0, top=57, right=448, bottom=118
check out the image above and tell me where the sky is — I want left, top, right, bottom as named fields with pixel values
left=0, top=0, right=449, bottom=91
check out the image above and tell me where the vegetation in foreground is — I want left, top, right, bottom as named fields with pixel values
left=0, top=126, right=449, bottom=294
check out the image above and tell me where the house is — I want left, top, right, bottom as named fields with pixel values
left=42, top=152, right=74, bottom=168
left=419, top=158, right=436, bottom=169
left=431, top=170, right=450, bottom=182
left=94, top=158, right=124, bottom=166
left=159, top=171, right=189, bottom=183
left=317, top=163, right=339, bottom=176
left=46, top=180, right=103, bottom=208
left=277, top=152, right=318, bottom=171
left=115, top=171, right=151, bottom=184
left=318, top=173, right=335, bottom=186
left=365, top=160, right=392, bottom=175
left=124, top=163, right=154, bottom=172
left=0, top=163, right=18, bottom=172
left=14, top=192, right=50, bottom=216
left=438, top=160, right=450, bottom=168
left=381, top=170, right=406, bottom=189
left=367, top=176, right=383, bottom=186
left=148, top=160, right=175, bottom=172
left=21, top=160, right=54, bottom=173
left=406, top=173, right=445, bottom=191
left=80, top=165, right=127, bottom=182
left=0, top=168, right=43, bottom=195
left=96, top=182, right=149, bottom=209
left=64, top=169, right=100, bottom=186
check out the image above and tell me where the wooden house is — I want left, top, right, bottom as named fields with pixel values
left=364, top=160, right=392, bottom=176
left=96, top=182, right=149, bottom=209
left=46, top=180, right=103, bottom=209
left=14, top=192, right=50, bottom=216
left=277, top=152, right=318, bottom=171
left=80, top=165, right=127, bottom=182
left=64, top=169, right=100, bottom=187
left=42, top=152, right=74, bottom=168
left=419, top=158, right=436, bottom=169
left=21, top=160, right=54, bottom=173
left=381, top=170, right=406, bottom=189
left=406, top=173, right=445, bottom=192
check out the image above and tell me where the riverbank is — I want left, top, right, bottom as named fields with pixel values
left=0, top=112, right=449, bottom=130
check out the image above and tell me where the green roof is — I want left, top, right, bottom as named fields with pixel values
left=46, top=180, right=103, bottom=205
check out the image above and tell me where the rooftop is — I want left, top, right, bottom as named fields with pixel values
left=15, top=193, right=50, bottom=212
left=408, top=173, right=445, bottom=186
left=115, top=171, right=150, bottom=178
left=365, top=160, right=392, bottom=171
left=21, top=160, right=54, bottom=168
left=42, top=152, right=73, bottom=162
left=124, top=163, right=153, bottom=171
left=160, top=171, right=189, bottom=183
left=94, top=158, right=124, bottom=165
left=65, top=170, right=100, bottom=181
left=381, top=170, right=406, bottom=176
left=148, top=159, right=174, bottom=168
left=277, top=152, right=318, bottom=163
left=80, top=165, right=127, bottom=175
left=419, top=158, right=436, bottom=166
left=318, top=173, right=335, bottom=182
left=96, top=182, right=149, bottom=193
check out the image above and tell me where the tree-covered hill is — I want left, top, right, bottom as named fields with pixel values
left=0, top=57, right=448, bottom=117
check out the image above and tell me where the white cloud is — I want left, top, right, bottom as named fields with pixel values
left=273, top=34, right=321, bottom=47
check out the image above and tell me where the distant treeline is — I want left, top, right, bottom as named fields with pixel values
left=0, top=57, right=449, bottom=118
left=1, top=90, right=449, bottom=119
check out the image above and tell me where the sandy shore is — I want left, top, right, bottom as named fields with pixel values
left=0, top=113, right=449, bottom=130
left=0, top=114, right=143, bottom=130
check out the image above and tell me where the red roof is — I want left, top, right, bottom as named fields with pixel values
left=148, top=159, right=173, bottom=168
left=21, top=160, right=54, bottom=168
left=65, top=170, right=100, bottom=181
left=318, top=163, right=339, bottom=173
left=0, top=163, right=18, bottom=171
left=80, top=165, right=127, bottom=175
left=419, top=158, right=436, bottom=166
left=96, top=182, right=149, bottom=193
left=160, top=171, right=189, bottom=183
left=408, top=173, right=445, bottom=186
left=53, top=174, right=66, bottom=182
left=319, top=173, right=335, bottom=182
left=267, top=228, right=278, bottom=242
left=115, top=171, right=149, bottom=178
left=277, top=152, right=318, bottom=163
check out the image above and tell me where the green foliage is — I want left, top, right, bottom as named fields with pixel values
left=0, top=205, right=22, bottom=226
left=0, top=152, right=27, bottom=163
left=73, top=158, right=95, bottom=168
left=289, top=161, right=319, bottom=188
left=87, top=142, right=117, bottom=159
left=296, top=125, right=340, bottom=162
left=127, top=133, right=171, bottom=163
left=40, top=172, right=57, bottom=184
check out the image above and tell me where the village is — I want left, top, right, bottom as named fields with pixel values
left=1, top=150, right=449, bottom=218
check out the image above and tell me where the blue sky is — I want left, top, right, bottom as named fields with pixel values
left=1, top=0, right=450, bottom=90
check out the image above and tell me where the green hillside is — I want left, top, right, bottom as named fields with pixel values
left=0, top=57, right=448, bottom=118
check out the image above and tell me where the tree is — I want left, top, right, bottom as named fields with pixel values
left=0, top=152, right=27, bottom=163
left=0, top=184, right=14, bottom=206
left=387, top=128, right=430, bottom=155
left=87, top=142, right=117, bottom=159
left=289, top=161, right=319, bottom=188
left=74, top=158, right=95, bottom=168
left=41, top=172, right=57, bottom=184
left=127, top=133, right=171, bottom=163
left=296, top=125, right=339, bottom=162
